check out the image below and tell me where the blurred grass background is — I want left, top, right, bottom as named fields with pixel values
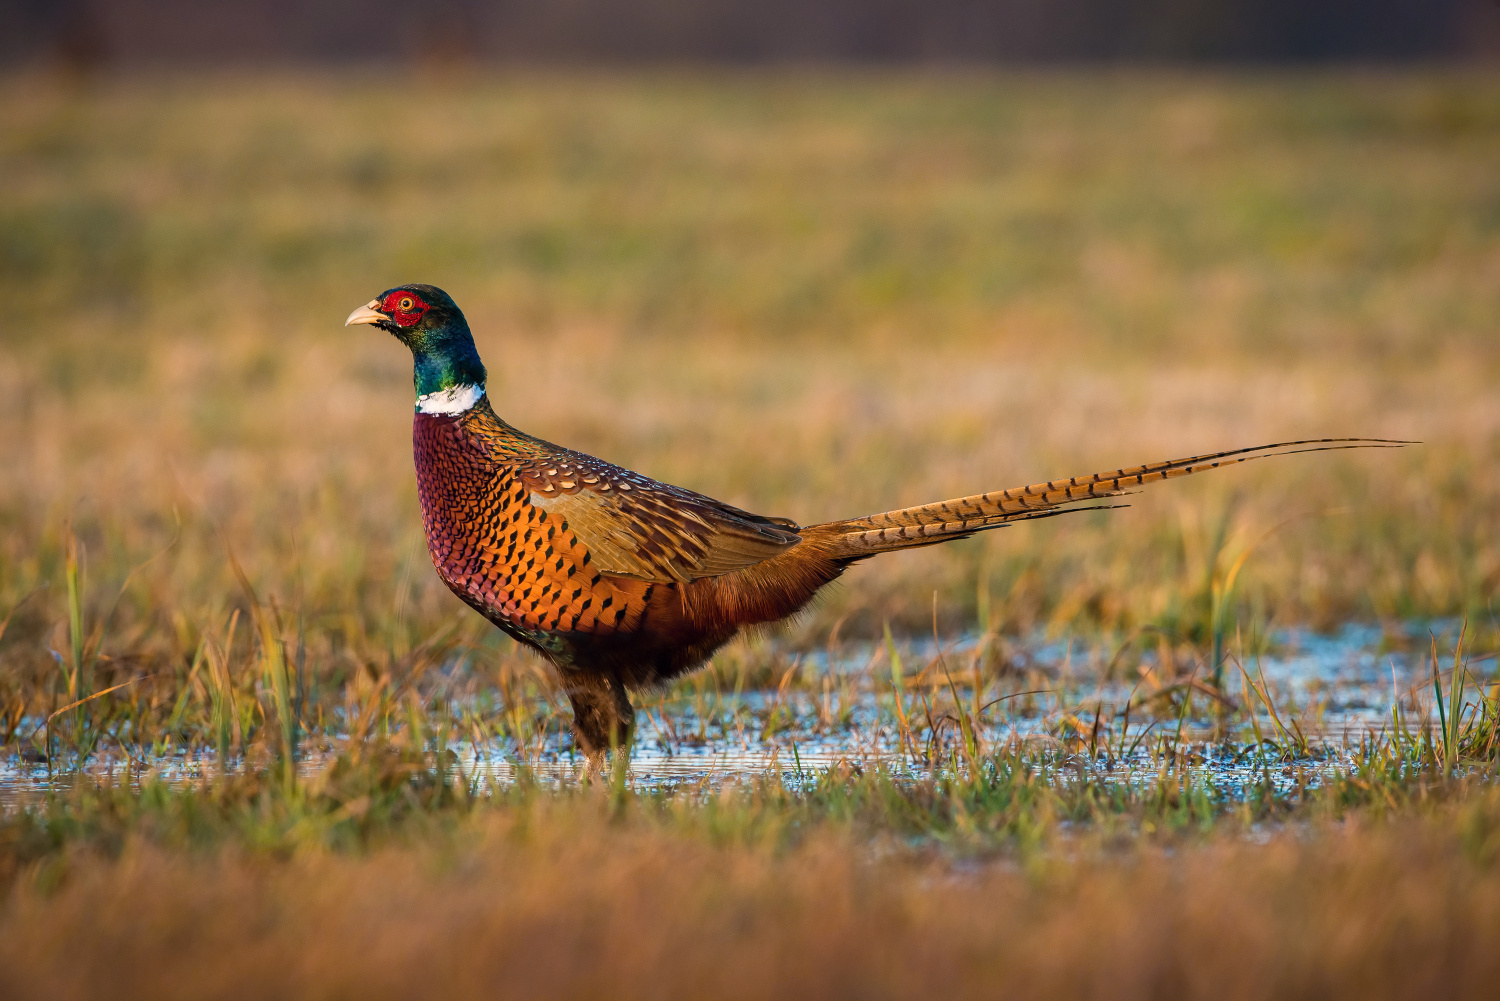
left=3, top=69, right=1500, bottom=997
left=1, top=69, right=1497, bottom=688
left=9, top=786, right=1500, bottom=1000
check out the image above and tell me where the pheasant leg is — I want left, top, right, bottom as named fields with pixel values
left=564, top=669, right=635, bottom=783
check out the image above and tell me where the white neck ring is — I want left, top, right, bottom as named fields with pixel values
left=416, top=383, right=484, bottom=415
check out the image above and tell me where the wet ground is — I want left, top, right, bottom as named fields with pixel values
left=0, top=621, right=1487, bottom=810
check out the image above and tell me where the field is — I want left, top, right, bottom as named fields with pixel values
left=2, top=68, right=1500, bottom=998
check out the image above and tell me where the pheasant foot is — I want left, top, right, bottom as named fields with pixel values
left=565, top=668, right=635, bottom=786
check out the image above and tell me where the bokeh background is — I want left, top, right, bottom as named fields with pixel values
left=6, top=0, right=1500, bottom=63
left=1, top=2, right=1498, bottom=692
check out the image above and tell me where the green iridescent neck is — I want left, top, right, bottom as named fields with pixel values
left=413, top=348, right=485, bottom=398
left=409, top=319, right=487, bottom=407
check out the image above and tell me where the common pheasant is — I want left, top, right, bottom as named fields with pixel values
left=348, top=284, right=1403, bottom=776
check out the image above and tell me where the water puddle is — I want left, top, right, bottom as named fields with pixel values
left=0, top=621, right=1486, bottom=810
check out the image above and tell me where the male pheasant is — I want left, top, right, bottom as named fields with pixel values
left=349, top=284, right=1402, bottom=775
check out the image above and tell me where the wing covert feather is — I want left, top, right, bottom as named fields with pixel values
left=526, top=475, right=800, bottom=583
left=455, top=419, right=800, bottom=583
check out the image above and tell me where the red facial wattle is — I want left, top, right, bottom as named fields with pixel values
left=381, top=291, right=429, bottom=327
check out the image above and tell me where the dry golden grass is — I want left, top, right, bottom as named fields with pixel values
left=6, top=792, right=1500, bottom=1001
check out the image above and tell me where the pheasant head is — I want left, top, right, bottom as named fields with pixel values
left=346, top=283, right=486, bottom=414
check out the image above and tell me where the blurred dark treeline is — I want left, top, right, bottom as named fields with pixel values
left=6, top=0, right=1499, bottom=67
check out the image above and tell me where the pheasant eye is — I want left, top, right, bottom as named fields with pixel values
left=398, top=296, right=415, bottom=312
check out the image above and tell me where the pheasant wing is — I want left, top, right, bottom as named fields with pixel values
left=518, top=452, right=801, bottom=584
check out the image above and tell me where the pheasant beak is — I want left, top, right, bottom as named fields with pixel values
left=345, top=300, right=389, bottom=327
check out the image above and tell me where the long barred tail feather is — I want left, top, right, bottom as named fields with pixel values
left=809, top=438, right=1413, bottom=560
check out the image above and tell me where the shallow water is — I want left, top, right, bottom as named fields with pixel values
left=0, top=621, right=1485, bottom=810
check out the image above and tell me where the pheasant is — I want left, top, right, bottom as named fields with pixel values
left=348, top=284, right=1403, bottom=776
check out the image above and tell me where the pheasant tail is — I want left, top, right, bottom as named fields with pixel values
left=810, top=438, right=1410, bottom=560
